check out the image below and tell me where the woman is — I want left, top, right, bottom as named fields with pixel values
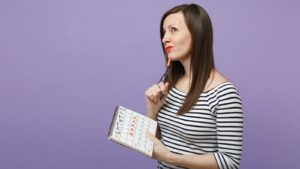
left=145, top=4, right=243, bottom=169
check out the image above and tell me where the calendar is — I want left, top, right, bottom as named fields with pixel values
left=107, top=105, right=157, bottom=157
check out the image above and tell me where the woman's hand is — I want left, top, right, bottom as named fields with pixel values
left=147, top=132, right=172, bottom=162
left=145, top=82, right=169, bottom=120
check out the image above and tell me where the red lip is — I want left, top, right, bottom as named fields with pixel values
left=165, top=46, right=173, bottom=53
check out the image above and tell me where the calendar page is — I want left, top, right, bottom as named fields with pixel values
left=107, top=105, right=157, bottom=157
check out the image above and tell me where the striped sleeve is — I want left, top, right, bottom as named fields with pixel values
left=213, top=87, right=243, bottom=169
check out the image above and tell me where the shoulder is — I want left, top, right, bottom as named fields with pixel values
left=204, top=70, right=228, bottom=92
left=205, top=70, right=241, bottom=100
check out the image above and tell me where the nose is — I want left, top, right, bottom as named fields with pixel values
left=162, top=33, right=171, bottom=45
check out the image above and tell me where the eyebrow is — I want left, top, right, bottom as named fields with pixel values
left=163, top=24, right=177, bottom=31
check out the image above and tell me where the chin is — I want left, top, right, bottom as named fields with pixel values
left=168, top=55, right=186, bottom=61
left=167, top=54, right=178, bottom=60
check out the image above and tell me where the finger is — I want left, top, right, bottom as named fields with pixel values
left=146, top=88, right=155, bottom=98
left=150, top=93, right=157, bottom=103
left=153, top=94, right=159, bottom=103
left=164, top=82, right=169, bottom=88
left=147, top=84, right=163, bottom=102
left=146, top=132, right=159, bottom=144
left=153, top=85, right=162, bottom=102
left=145, top=90, right=155, bottom=102
left=155, top=87, right=162, bottom=96
left=162, top=82, right=169, bottom=95
left=158, top=82, right=165, bottom=94
left=145, top=89, right=150, bottom=97
left=155, top=84, right=163, bottom=93
left=159, top=82, right=169, bottom=95
left=158, top=82, right=164, bottom=88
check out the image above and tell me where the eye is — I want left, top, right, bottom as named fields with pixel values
left=170, top=27, right=177, bottom=33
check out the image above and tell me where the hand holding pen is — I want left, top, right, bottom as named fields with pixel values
left=145, top=58, right=170, bottom=120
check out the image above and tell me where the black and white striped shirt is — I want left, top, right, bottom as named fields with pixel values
left=157, top=82, right=243, bottom=169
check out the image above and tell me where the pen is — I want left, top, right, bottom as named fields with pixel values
left=158, top=58, right=171, bottom=83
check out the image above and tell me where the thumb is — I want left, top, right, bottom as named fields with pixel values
left=146, top=132, right=160, bottom=144
left=162, top=82, right=169, bottom=95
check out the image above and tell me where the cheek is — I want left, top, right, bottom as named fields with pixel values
left=177, top=36, right=191, bottom=53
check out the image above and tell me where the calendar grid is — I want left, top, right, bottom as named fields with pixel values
left=108, top=106, right=157, bottom=157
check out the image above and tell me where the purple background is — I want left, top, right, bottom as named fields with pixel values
left=1, top=0, right=299, bottom=169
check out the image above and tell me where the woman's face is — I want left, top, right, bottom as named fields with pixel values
left=162, top=12, right=192, bottom=62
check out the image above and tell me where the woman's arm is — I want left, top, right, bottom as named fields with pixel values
left=148, top=85, right=243, bottom=169
left=168, top=153, right=218, bottom=169
left=147, top=133, right=218, bottom=169
left=211, top=87, right=243, bottom=169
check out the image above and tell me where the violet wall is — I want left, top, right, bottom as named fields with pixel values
left=1, top=1, right=299, bottom=168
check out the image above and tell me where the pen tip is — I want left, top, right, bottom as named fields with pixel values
left=167, top=58, right=171, bottom=67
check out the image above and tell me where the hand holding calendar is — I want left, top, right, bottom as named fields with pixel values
left=107, top=106, right=157, bottom=157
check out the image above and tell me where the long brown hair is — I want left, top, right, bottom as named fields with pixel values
left=160, top=4, right=215, bottom=115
